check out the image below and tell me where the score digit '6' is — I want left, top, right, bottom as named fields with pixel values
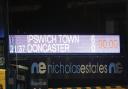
left=91, top=36, right=96, bottom=52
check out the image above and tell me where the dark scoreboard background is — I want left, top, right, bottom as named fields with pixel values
left=8, top=35, right=128, bottom=88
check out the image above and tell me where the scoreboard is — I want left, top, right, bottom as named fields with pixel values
left=8, top=35, right=127, bottom=88
left=9, top=35, right=120, bottom=53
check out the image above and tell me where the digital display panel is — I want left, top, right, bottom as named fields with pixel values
left=9, top=35, right=120, bottom=53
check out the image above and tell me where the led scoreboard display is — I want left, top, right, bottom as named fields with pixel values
left=9, top=35, right=120, bottom=53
